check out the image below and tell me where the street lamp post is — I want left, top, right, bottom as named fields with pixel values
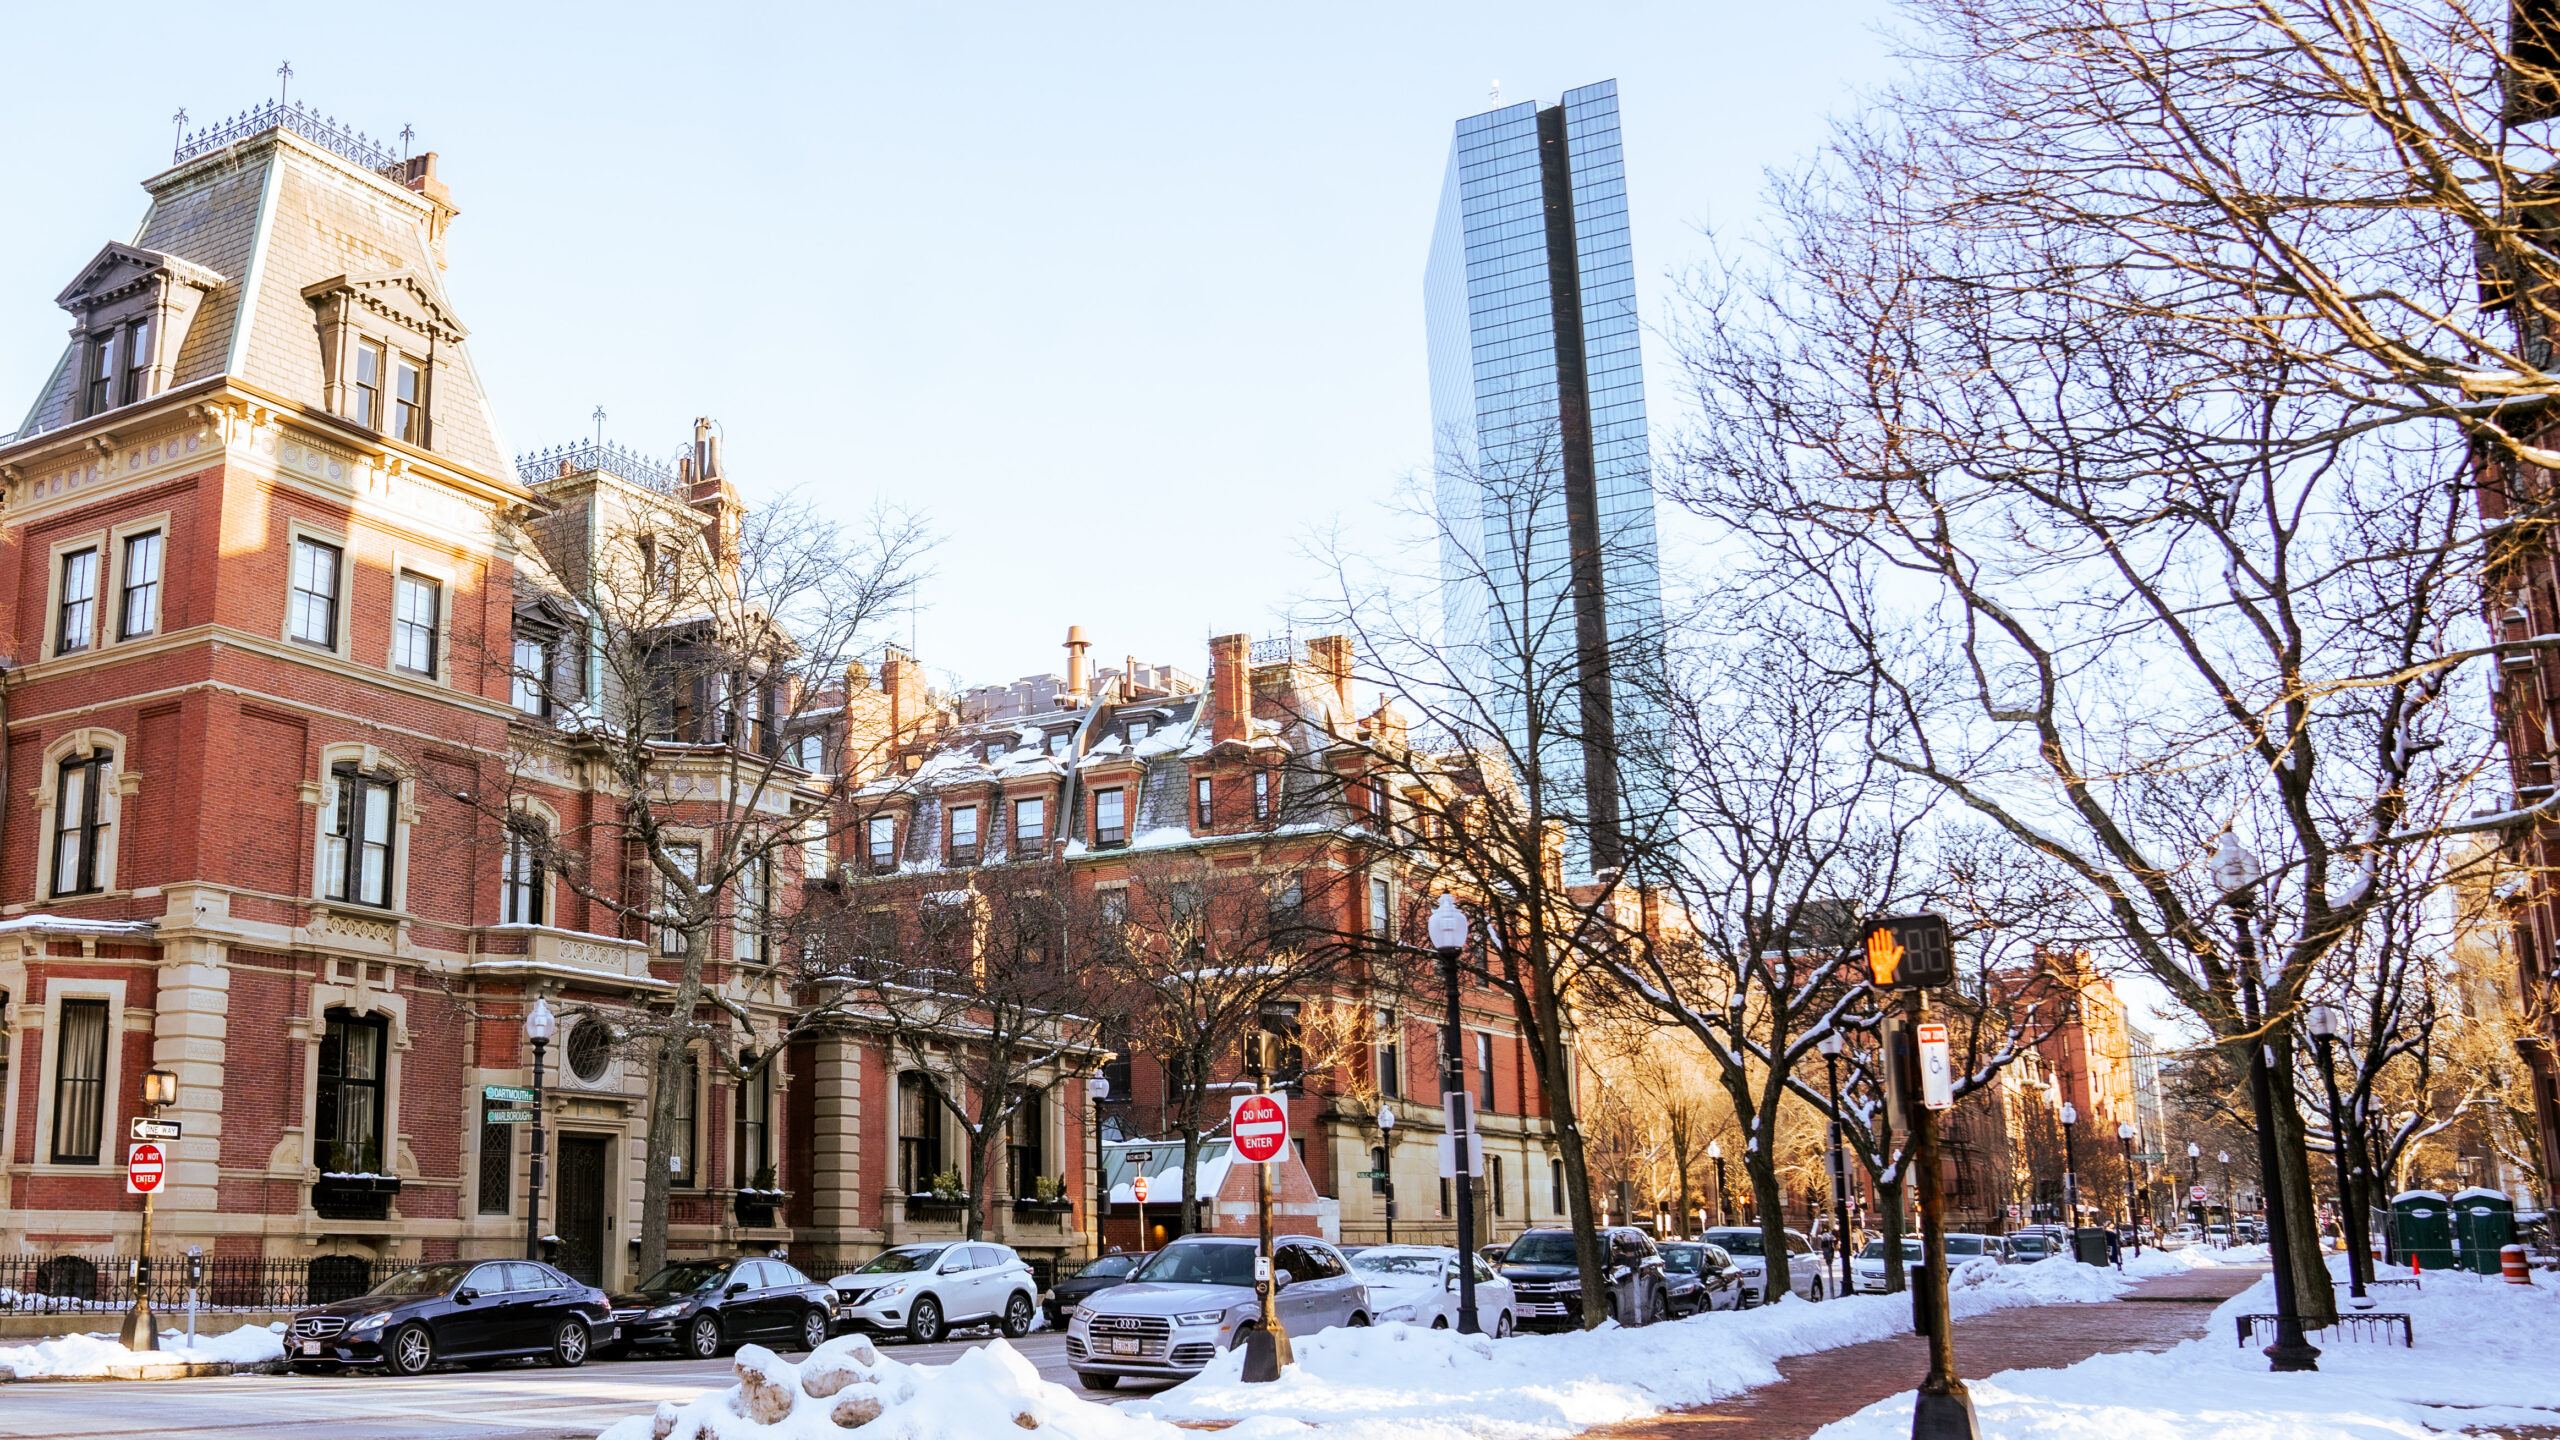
left=2117, top=1123, right=2141, bottom=1257
left=1819, top=1030, right=1853, bottom=1300
left=120, top=1067, right=180, bottom=1351
left=1378, top=1104, right=1398, bottom=1244
left=523, top=998, right=555, bottom=1261
left=2188, top=1142, right=2203, bottom=1234
left=2059, top=1101, right=2079, bottom=1228
left=2211, top=836, right=2319, bottom=1372
left=1427, top=895, right=1481, bottom=1334
left=1087, top=1071, right=1113, bottom=1259
left=2304, top=1006, right=2372, bottom=1306
left=2220, top=1151, right=2232, bottom=1243
left=1708, top=1141, right=1728, bottom=1228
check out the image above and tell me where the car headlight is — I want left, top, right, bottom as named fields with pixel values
left=1174, top=1310, right=1225, bottom=1326
left=646, top=1303, right=687, bottom=1319
left=1071, top=1305, right=1095, bottom=1323
left=347, top=1313, right=389, bottom=1334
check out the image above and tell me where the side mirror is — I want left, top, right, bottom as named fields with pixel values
left=1273, top=1269, right=1295, bottom=1289
left=726, top=1283, right=749, bottom=1297
left=455, top=1288, right=478, bottom=1304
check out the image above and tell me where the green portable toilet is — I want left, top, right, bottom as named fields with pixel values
left=2390, top=1190, right=2455, bottom=1270
left=2452, top=1187, right=2516, bottom=1275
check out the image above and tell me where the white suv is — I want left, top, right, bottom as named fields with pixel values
left=832, top=1242, right=1038, bottom=1343
left=1697, top=1226, right=1826, bottom=1304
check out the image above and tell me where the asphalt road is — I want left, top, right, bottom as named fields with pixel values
left=0, top=1329, right=1115, bottom=1440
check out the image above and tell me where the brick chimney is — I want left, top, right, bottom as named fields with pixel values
left=688, top=417, right=744, bottom=584
left=882, top=647, right=927, bottom=743
left=1208, top=633, right=1251, bottom=746
left=397, top=153, right=460, bottom=268
left=1306, top=635, right=1354, bottom=730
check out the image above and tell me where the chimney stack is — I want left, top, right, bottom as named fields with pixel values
left=1307, top=635, right=1355, bottom=730
left=686, top=416, right=743, bottom=582
left=1208, top=634, right=1251, bottom=746
left=1064, top=626, right=1092, bottom=707
left=882, top=648, right=926, bottom=743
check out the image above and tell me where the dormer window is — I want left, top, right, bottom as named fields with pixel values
left=1127, top=719, right=1153, bottom=743
left=301, top=270, right=460, bottom=450
left=54, top=243, right=222, bottom=428
left=394, top=355, right=427, bottom=444
left=351, top=341, right=384, bottom=429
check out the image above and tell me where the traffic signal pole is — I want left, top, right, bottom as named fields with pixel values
left=1907, top=990, right=1976, bottom=1440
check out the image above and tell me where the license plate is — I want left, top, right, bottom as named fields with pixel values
left=301, top=1342, right=320, bottom=1356
left=1111, top=1337, right=1141, bottom=1356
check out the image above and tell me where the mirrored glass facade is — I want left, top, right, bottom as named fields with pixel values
left=1426, top=80, right=1666, bottom=867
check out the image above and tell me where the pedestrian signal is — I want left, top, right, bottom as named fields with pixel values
left=1857, top=914, right=1954, bottom=989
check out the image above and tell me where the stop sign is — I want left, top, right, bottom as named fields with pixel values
left=127, top=1142, right=166, bottom=1195
left=1231, top=1094, right=1289, bottom=1164
left=1132, top=1175, right=1150, bottom=1203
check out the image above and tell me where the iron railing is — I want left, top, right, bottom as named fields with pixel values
left=173, top=100, right=409, bottom=179
left=515, top=440, right=686, bottom=495
left=0, top=1253, right=406, bottom=1314
left=1250, top=636, right=1298, bottom=666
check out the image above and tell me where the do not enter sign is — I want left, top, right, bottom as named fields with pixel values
left=127, top=1142, right=167, bottom=1196
left=1132, top=1175, right=1150, bottom=1203
left=1231, top=1093, right=1289, bottom=1164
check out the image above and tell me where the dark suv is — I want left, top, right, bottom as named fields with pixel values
left=605, top=1257, right=839, bottom=1358
left=1496, top=1226, right=1669, bottom=1331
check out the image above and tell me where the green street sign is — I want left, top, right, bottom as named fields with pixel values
left=484, top=1085, right=536, bottom=1104
left=482, top=1109, right=534, bottom=1123
left=1355, top=1170, right=1388, bottom=1179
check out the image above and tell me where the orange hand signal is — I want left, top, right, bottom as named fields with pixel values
left=1866, top=926, right=1904, bottom=986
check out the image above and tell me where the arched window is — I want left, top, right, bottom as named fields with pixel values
left=500, top=818, right=544, bottom=926
left=51, top=748, right=111, bottom=896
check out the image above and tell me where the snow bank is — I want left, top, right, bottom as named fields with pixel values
left=1809, top=1265, right=2560, bottom=1440
left=598, top=1336, right=1189, bottom=1440
left=0, top=1321, right=284, bottom=1378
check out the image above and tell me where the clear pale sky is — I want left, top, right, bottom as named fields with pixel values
left=0, top=1, right=1899, bottom=695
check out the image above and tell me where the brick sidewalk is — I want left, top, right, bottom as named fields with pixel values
left=1590, top=1266, right=2266, bottom=1440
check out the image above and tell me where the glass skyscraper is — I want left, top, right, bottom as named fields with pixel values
left=1426, top=79, right=1666, bottom=869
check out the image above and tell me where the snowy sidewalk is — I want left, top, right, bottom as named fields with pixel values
left=1582, top=1266, right=2262, bottom=1440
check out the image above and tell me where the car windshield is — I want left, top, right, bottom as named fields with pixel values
left=1860, top=1240, right=1925, bottom=1260
left=365, top=1262, right=474, bottom=1298
left=1946, top=1237, right=1990, bottom=1256
left=1711, top=1232, right=1765, bottom=1256
left=636, top=1262, right=732, bottom=1293
left=1076, top=1255, right=1138, bottom=1279
left=1130, top=1244, right=1256, bottom=1287
left=2010, top=1238, right=2051, bottom=1255
left=1502, top=1233, right=1579, bottom=1266
left=1659, top=1247, right=1705, bottom=1274
left=1349, top=1250, right=1443, bottom=1277
left=853, top=1246, right=947, bottom=1276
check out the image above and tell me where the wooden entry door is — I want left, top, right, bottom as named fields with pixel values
left=556, top=1135, right=611, bottom=1286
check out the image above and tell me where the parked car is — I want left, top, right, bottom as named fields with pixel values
left=2003, top=1233, right=2060, bottom=1262
left=1656, top=1242, right=1747, bottom=1314
left=605, top=1256, right=838, bottom=1359
left=1498, top=1225, right=1672, bottom=1331
left=1045, top=1250, right=1151, bottom=1329
left=1065, top=1234, right=1370, bottom=1391
left=1345, top=1244, right=1517, bottom=1333
left=288, top=1259, right=610, bottom=1375
left=1696, top=1226, right=1827, bottom=1305
left=1849, top=1234, right=2001, bottom=1293
left=833, top=1242, right=1039, bottom=1344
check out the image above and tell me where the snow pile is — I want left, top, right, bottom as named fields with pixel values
left=1139, top=1273, right=2135, bottom=1440
left=597, top=1336, right=1186, bottom=1440
left=0, top=1321, right=284, bottom=1378
left=1810, top=1265, right=2560, bottom=1440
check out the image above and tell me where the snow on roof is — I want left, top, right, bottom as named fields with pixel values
left=2451, top=1186, right=2513, bottom=1203
left=2392, top=1189, right=2448, bottom=1203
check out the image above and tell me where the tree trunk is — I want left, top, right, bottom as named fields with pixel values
left=1674, top=1136, right=1695, bottom=1241
left=966, top=1122, right=998, bottom=1242
left=1750, top=1150, right=1791, bottom=1302
left=1880, top=1171, right=1907, bottom=1295
left=636, top=1028, right=685, bottom=1283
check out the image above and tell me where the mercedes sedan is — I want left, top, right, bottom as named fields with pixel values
left=288, top=1260, right=610, bottom=1375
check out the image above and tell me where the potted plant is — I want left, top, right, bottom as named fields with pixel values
left=909, top=1169, right=970, bottom=1219
left=313, top=1139, right=401, bottom=1220
left=734, top=1165, right=785, bottom=1227
left=1015, top=1175, right=1073, bottom=1216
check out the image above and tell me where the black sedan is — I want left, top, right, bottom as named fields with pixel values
left=1043, top=1250, right=1151, bottom=1329
left=288, top=1260, right=610, bottom=1375
left=1657, top=1242, right=1747, bottom=1315
left=606, top=1257, right=838, bottom=1359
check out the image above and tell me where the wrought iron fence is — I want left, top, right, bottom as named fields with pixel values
left=514, top=440, right=686, bottom=495
left=0, top=1253, right=406, bottom=1314
left=173, top=100, right=409, bottom=179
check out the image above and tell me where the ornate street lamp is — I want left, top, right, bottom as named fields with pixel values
left=1708, top=1140, right=1728, bottom=1228
left=2059, top=1101, right=2079, bottom=1226
left=1087, top=1070, right=1113, bottom=1259
left=1426, top=895, right=1480, bottom=1334
left=523, top=998, right=555, bottom=1262
left=2209, top=836, right=2319, bottom=1371
left=1818, top=1030, right=1853, bottom=1298
left=1377, top=1104, right=1398, bottom=1244
left=2303, top=1005, right=2372, bottom=1305
left=2117, top=1122, right=2141, bottom=1257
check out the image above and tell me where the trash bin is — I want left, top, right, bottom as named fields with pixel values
left=2073, top=1227, right=2112, bottom=1266
left=2389, top=1190, right=2455, bottom=1270
left=2452, top=1187, right=2516, bottom=1275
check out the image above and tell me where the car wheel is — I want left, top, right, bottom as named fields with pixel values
left=1347, top=1312, right=1370, bottom=1327
left=1495, top=1311, right=1515, bottom=1338
left=1078, top=1371, right=1121, bottom=1391
left=548, top=1319, right=590, bottom=1368
left=1230, top=1321, right=1259, bottom=1351
left=386, top=1322, right=435, bottom=1376
left=1431, top=1315, right=1450, bottom=1329
left=685, top=1313, right=724, bottom=1360
left=1001, top=1292, right=1035, bottom=1340
left=797, top=1308, right=831, bottom=1353
left=1645, top=1289, right=1669, bottom=1326
left=907, top=1294, right=944, bottom=1345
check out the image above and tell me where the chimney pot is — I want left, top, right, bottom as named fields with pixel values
left=1064, top=626, right=1092, bottom=704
